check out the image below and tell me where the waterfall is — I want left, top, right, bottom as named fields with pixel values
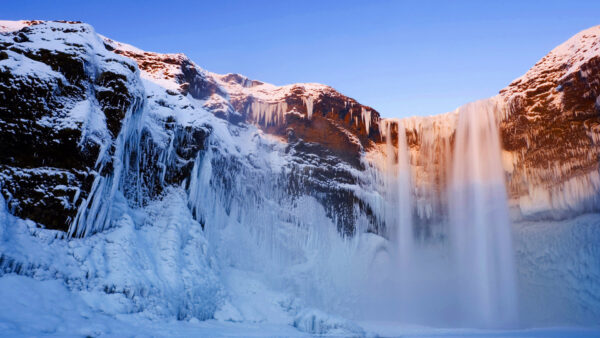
left=380, top=119, right=413, bottom=269
left=368, top=119, right=415, bottom=320
left=390, top=119, right=414, bottom=319
left=395, top=120, right=413, bottom=267
left=448, top=98, right=518, bottom=328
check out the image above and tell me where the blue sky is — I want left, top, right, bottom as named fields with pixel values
left=5, top=0, right=600, bottom=118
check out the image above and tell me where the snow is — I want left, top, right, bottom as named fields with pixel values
left=514, top=213, right=600, bottom=326
left=359, top=321, right=600, bottom=337
left=212, top=72, right=330, bottom=103
left=0, top=20, right=142, bottom=156
left=0, top=272, right=598, bottom=337
left=546, top=26, right=600, bottom=82
left=293, top=308, right=365, bottom=336
left=502, top=25, right=600, bottom=114
left=211, top=72, right=329, bottom=126
left=1, top=21, right=137, bottom=77
left=136, top=53, right=190, bottom=92
left=0, top=20, right=31, bottom=33
left=101, top=35, right=146, bottom=53
left=0, top=49, right=65, bottom=83
left=0, top=275, right=307, bottom=337
left=509, top=25, right=600, bottom=85
left=0, top=188, right=222, bottom=317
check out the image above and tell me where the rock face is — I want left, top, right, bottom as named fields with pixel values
left=102, top=37, right=385, bottom=236
left=0, top=20, right=385, bottom=236
left=499, top=27, right=600, bottom=218
left=0, top=21, right=142, bottom=230
left=212, top=73, right=381, bottom=167
left=369, top=26, right=600, bottom=226
left=0, top=20, right=599, bottom=237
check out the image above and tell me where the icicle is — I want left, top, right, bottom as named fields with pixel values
left=187, top=144, right=214, bottom=226
left=302, top=96, right=314, bottom=119
left=399, top=112, right=456, bottom=227
left=361, top=107, right=371, bottom=134
left=247, top=100, right=288, bottom=127
left=68, top=98, right=145, bottom=238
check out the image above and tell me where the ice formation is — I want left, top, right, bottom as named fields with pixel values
left=69, top=98, right=145, bottom=237
left=361, top=107, right=372, bottom=133
left=302, top=95, right=314, bottom=119
left=247, top=100, right=289, bottom=127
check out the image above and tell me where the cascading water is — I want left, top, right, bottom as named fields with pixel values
left=381, top=120, right=414, bottom=285
left=393, top=120, right=413, bottom=272
left=448, top=98, right=518, bottom=328
left=365, top=99, right=519, bottom=328
left=363, top=119, right=416, bottom=321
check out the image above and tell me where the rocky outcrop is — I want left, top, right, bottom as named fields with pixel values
left=375, top=26, right=600, bottom=224
left=0, top=21, right=141, bottom=230
left=212, top=73, right=382, bottom=168
left=499, top=26, right=600, bottom=218
left=0, top=21, right=383, bottom=236
left=104, top=40, right=386, bottom=235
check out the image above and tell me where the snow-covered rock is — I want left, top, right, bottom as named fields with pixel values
left=499, top=25, right=600, bottom=219
left=0, top=20, right=143, bottom=230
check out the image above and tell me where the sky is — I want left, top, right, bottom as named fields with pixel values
left=4, top=0, right=600, bottom=118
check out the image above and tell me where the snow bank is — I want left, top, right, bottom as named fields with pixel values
left=0, top=189, right=223, bottom=322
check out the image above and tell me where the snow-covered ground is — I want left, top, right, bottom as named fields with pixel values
left=1, top=273, right=599, bottom=337
left=0, top=274, right=307, bottom=337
